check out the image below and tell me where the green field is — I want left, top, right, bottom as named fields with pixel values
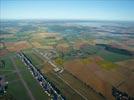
left=2, top=37, right=19, bottom=42
left=22, top=50, right=44, bottom=68
left=0, top=54, right=30, bottom=100
left=97, top=60, right=119, bottom=70
left=14, top=56, right=50, bottom=100
left=0, top=54, right=14, bottom=70
left=96, top=49, right=133, bottom=62
left=45, top=71, right=84, bottom=100
left=38, top=38, right=57, bottom=46
left=0, top=53, right=50, bottom=100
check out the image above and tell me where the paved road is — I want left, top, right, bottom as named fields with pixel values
left=11, top=57, right=36, bottom=100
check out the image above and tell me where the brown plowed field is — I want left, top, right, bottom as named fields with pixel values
left=63, top=56, right=131, bottom=99
left=0, top=49, right=9, bottom=56
left=5, top=41, right=31, bottom=52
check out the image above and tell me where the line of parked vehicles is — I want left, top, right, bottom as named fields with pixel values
left=17, top=52, right=65, bottom=100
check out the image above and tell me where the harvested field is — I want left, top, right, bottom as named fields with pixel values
left=0, top=49, right=9, bottom=56
left=41, top=62, right=53, bottom=74
left=97, top=60, right=118, bottom=70
left=31, top=42, right=43, bottom=48
left=63, top=56, right=128, bottom=99
left=42, top=46, right=53, bottom=49
left=60, top=70, right=105, bottom=100
left=5, top=41, right=31, bottom=52
left=56, top=43, right=70, bottom=52
left=115, top=59, right=134, bottom=96
left=74, top=41, right=89, bottom=49
left=33, top=32, right=58, bottom=37
left=31, top=41, right=54, bottom=49
left=118, top=73, right=134, bottom=97
left=116, top=59, right=134, bottom=70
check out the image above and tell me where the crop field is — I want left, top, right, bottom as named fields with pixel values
left=118, top=74, right=134, bottom=96
left=82, top=45, right=133, bottom=62
left=31, top=42, right=44, bottom=48
left=1, top=20, right=134, bottom=100
left=32, top=49, right=104, bottom=100
left=63, top=56, right=131, bottom=99
left=56, top=43, right=70, bottom=52
left=30, top=32, right=60, bottom=46
left=96, top=49, right=133, bottom=62
left=5, top=41, right=31, bottom=52
left=116, top=59, right=134, bottom=70
left=59, top=70, right=104, bottom=100
left=0, top=49, right=9, bottom=56
left=41, top=62, right=53, bottom=74
left=97, top=60, right=118, bottom=70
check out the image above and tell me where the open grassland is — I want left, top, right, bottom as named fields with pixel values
left=8, top=80, right=31, bottom=100
left=0, top=55, right=14, bottom=70
left=0, top=54, right=30, bottom=100
left=22, top=49, right=45, bottom=68
left=0, top=53, right=50, bottom=100
left=13, top=56, right=50, bottom=100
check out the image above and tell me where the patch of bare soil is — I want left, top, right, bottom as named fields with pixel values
left=5, top=41, right=31, bottom=52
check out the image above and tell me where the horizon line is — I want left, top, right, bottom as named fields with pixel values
left=1, top=18, right=134, bottom=22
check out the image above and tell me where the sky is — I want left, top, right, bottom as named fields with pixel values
left=0, top=0, right=134, bottom=21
